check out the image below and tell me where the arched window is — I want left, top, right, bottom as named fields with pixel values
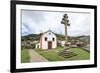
left=49, top=32, right=51, bottom=35
left=53, top=38, right=55, bottom=41
left=37, top=45, right=39, bottom=48
left=45, top=37, right=47, bottom=41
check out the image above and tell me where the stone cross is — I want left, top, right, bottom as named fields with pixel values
left=61, top=14, right=70, bottom=46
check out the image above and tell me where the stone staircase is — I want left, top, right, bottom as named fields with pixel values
left=58, top=50, right=77, bottom=59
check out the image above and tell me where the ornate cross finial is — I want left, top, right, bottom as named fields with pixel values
left=61, top=14, right=70, bottom=26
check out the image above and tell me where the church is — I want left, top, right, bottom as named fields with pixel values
left=36, top=30, right=57, bottom=50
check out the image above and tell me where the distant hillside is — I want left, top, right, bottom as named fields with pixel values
left=21, top=34, right=40, bottom=41
left=21, top=33, right=90, bottom=44
left=56, top=34, right=65, bottom=40
left=78, top=36, right=90, bottom=44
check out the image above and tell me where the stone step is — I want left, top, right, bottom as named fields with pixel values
left=58, top=50, right=77, bottom=59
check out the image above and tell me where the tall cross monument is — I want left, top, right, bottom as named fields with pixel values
left=61, top=14, right=70, bottom=48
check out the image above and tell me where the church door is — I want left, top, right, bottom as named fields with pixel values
left=48, top=41, right=52, bottom=49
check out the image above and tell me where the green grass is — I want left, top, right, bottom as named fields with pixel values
left=37, top=50, right=65, bottom=61
left=21, top=48, right=30, bottom=63
left=35, top=47, right=65, bottom=61
left=36, top=47, right=90, bottom=61
left=66, top=48, right=90, bottom=60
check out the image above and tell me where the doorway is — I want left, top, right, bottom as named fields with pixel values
left=48, top=41, right=52, bottom=49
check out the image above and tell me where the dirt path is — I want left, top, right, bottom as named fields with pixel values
left=29, top=49, right=48, bottom=62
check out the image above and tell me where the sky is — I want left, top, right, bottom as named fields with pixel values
left=21, top=10, right=90, bottom=36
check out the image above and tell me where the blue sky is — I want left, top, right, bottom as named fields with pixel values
left=21, top=10, right=90, bottom=36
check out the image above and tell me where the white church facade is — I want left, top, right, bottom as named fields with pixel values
left=36, top=30, right=57, bottom=50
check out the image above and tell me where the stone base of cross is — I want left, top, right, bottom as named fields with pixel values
left=64, top=43, right=70, bottom=50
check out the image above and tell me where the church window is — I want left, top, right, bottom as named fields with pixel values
left=53, top=38, right=55, bottom=41
left=45, top=37, right=47, bottom=41
left=49, top=32, right=51, bottom=35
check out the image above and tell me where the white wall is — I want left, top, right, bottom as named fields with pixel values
left=42, top=31, right=57, bottom=49
left=0, top=0, right=99, bottom=73
left=36, top=43, right=40, bottom=49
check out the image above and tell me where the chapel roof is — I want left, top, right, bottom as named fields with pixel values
left=41, top=29, right=57, bottom=35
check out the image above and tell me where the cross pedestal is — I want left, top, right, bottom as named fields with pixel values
left=64, top=43, right=70, bottom=50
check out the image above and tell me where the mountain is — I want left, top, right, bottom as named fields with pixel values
left=21, top=34, right=40, bottom=41
left=21, top=33, right=90, bottom=44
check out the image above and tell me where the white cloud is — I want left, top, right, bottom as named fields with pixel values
left=21, top=10, right=90, bottom=36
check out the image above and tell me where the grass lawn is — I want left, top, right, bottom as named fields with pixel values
left=66, top=48, right=90, bottom=60
left=35, top=47, right=65, bottom=61
left=21, top=48, right=30, bottom=63
left=36, top=47, right=90, bottom=61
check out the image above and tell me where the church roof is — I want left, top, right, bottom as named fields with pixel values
left=41, top=30, right=57, bottom=35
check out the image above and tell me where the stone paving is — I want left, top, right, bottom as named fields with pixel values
left=29, top=49, right=48, bottom=62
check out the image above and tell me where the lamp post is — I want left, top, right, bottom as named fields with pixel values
left=61, top=14, right=70, bottom=49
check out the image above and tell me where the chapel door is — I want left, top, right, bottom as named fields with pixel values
left=48, top=41, right=52, bottom=49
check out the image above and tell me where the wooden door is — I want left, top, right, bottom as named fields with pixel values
left=48, top=41, right=52, bottom=49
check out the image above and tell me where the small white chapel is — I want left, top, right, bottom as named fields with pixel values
left=35, top=30, right=57, bottom=49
